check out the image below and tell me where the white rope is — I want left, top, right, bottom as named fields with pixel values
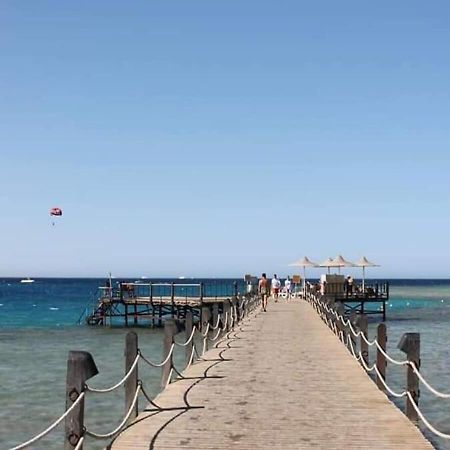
left=409, top=362, right=450, bottom=398
left=174, top=327, right=195, bottom=347
left=73, top=436, right=85, bottom=450
left=317, top=298, right=409, bottom=367
left=346, top=335, right=408, bottom=398
left=85, top=384, right=141, bottom=439
left=373, top=340, right=408, bottom=366
left=184, top=345, right=196, bottom=370
left=85, top=354, right=140, bottom=393
left=207, top=326, right=222, bottom=342
left=196, top=322, right=210, bottom=338
left=140, top=344, right=175, bottom=367
left=9, top=392, right=86, bottom=450
left=165, top=368, right=174, bottom=387
left=406, top=392, right=450, bottom=439
left=209, top=314, right=222, bottom=330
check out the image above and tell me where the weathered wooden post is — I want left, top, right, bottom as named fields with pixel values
left=231, top=299, right=237, bottom=328
left=224, top=300, right=231, bottom=332
left=348, top=312, right=357, bottom=352
left=335, top=303, right=346, bottom=342
left=65, top=351, right=98, bottom=450
left=199, top=282, right=204, bottom=305
left=201, top=305, right=210, bottom=351
left=357, top=314, right=369, bottom=367
left=161, top=319, right=177, bottom=388
left=124, top=332, right=138, bottom=420
left=376, top=323, right=387, bottom=392
left=170, top=282, right=175, bottom=318
left=185, top=310, right=193, bottom=367
left=212, top=303, right=219, bottom=333
left=398, top=333, right=420, bottom=421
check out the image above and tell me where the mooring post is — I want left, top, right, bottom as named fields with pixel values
left=223, top=300, right=231, bottom=332
left=161, top=319, right=177, bottom=388
left=357, top=314, right=369, bottom=367
left=65, top=351, right=98, bottom=450
left=201, top=306, right=210, bottom=351
left=349, top=312, right=357, bottom=351
left=335, top=303, right=346, bottom=342
left=170, top=282, right=175, bottom=318
left=185, top=310, right=193, bottom=368
left=376, top=323, right=387, bottom=392
left=210, top=302, right=219, bottom=341
left=398, top=333, right=420, bottom=422
left=199, top=282, right=204, bottom=306
left=124, top=332, right=138, bottom=420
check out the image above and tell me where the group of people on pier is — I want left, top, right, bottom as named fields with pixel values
left=258, top=273, right=293, bottom=312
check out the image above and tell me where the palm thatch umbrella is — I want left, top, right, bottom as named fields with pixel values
left=319, top=257, right=335, bottom=274
left=355, top=256, right=379, bottom=291
left=328, top=255, right=355, bottom=275
left=289, top=256, right=318, bottom=293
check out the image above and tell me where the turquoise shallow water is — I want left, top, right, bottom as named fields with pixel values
left=2, top=278, right=450, bottom=449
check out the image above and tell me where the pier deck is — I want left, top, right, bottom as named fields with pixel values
left=111, top=300, right=432, bottom=449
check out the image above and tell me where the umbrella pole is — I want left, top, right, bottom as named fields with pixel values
left=362, top=266, right=366, bottom=292
left=303, top=266, right=306, bottom=298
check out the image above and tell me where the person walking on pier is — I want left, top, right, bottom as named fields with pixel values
left=271, top=274, right=281, bottom=302
left=259, top=273, right=269, bottom=312
left=284, top=276, right=292, bottom=300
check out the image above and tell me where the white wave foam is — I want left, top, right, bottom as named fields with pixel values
left=49, top=307, right=59, bottom=311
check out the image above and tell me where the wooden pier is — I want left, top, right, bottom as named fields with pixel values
left=85, top=282, right=242, bottom=326
left=111, top=299, right=432, bottom=450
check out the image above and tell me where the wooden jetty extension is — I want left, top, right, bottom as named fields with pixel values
left=111, top=300, right=432, bottom=449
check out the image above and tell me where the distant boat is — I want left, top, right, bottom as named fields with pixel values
left=178, top=276, right=186, bottom=279
left=20, top=278, right=35, bottom=284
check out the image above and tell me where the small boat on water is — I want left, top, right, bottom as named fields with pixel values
left=20, top=278, right=35, bottom=284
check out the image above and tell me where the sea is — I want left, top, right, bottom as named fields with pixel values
left=1, top=278, right=450, bottom=450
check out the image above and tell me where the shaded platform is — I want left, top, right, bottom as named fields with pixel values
left=111, top=300, right=432, bottom=449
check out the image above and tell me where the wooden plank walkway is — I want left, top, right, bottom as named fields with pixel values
left=111, top=300, right=433, bottom=449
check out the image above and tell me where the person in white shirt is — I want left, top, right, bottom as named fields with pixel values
left=271, top=274, right=281, bottom=302
left=284, top=276, right=292, bottom=299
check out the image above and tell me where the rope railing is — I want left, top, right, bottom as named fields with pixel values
left=307, top=290, right=450, bottom=441
left=140, top=344, right=175, bottom=368
left=8, top=292, right=262, bottom=450
left=85, top=354, right=141, bottom=393
left=8, top=392, right=86, bottom=450
left=84, top=384, right=142, bottom=439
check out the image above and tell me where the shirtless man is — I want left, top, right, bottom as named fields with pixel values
left=258, top=273, right=269, bottom=312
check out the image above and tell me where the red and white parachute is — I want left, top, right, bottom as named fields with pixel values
left=49, top=207, right=62, bottom=225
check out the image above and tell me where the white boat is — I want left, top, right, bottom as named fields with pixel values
left=20, top=278, right=35, bottom=284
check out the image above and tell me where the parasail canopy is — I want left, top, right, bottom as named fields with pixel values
left=50, top=207, right=63, bottom=217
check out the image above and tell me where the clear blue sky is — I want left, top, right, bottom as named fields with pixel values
left=1, top=1, right=450, bottom=278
